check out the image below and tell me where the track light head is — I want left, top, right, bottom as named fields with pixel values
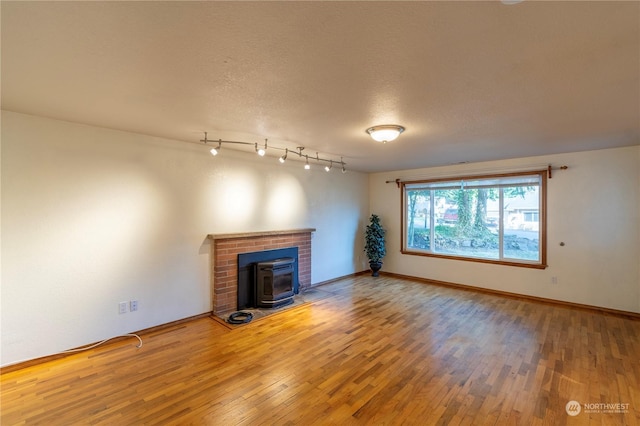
left=304, top=156, right=310, bottom=170
left=279, top=148, right=288, bottom=164
left=325, top=161, right=332, bottom=172
left=210, top=140, right=221, bottom=156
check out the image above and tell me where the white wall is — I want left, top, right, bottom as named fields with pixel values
left=0, top=111, right=369, bottom=366
left=370, top=146, right=640, bottom=314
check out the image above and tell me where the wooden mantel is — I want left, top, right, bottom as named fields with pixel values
left=208, top=229, right=315, bottom=315
left=207, top=228, right=316, bottom=241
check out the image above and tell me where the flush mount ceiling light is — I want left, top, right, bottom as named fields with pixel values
left=366, top=125, right=405, bottom=143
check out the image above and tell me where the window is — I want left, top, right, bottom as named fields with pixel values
left=402, top=171, right=547, bottom=268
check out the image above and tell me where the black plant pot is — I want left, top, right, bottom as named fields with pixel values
left=369, top=261, right=382, bottom=277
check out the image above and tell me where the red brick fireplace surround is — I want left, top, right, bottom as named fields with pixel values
left=208, top=229, right=315, bottom=315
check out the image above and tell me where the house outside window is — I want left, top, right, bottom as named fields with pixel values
left=402, top=171, right=547, bottom=269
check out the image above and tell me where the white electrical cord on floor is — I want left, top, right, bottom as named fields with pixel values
left=61, top=333, right=143, bottom=353
left=3, top=334, right=143, bottom=369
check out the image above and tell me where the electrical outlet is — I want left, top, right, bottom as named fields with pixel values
left=551, top=276, right=558, bottom=284
left=130, top=300, right=138, bottom=312
left=119, top=301, right=128, bottom=314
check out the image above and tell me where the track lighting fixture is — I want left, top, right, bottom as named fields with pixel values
left=200, top=133, right=347, bottom=174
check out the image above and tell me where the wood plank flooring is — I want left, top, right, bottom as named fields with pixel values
left=2, top=275, right=639, bottom=425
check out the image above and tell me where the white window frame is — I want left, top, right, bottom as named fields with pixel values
left=401, top=171, right=547, bottom=269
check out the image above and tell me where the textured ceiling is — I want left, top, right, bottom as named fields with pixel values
left=2, top=1, right=639, bottom=172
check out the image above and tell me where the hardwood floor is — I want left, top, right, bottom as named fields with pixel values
left=2, top=275, right=639, bottom=425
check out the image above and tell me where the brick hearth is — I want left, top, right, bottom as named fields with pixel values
left=208, top=229, right=315, bottom=315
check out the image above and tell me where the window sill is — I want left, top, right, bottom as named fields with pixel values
left=401, top=249, right=548, bottom=269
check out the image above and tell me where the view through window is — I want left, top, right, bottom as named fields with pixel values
left=402, top=171, right=546, bottom=268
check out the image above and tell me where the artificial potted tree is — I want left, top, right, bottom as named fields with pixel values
left=364, top=214, right=386, bottom=276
